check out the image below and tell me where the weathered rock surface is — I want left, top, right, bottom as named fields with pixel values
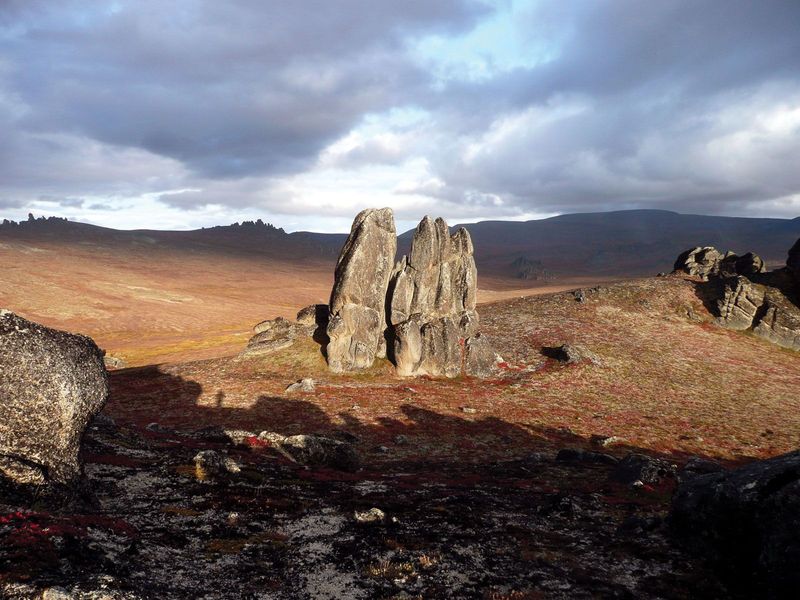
left=673, top=246, right=724, bottom=279
left=677, top=239, right=800, bottom=352
left=326, top=208, right=397, bottom=372
left=0, top=310, right=108, bottom=487
left=546, top=343, right=601, bottom=365
left=671, top=450, right=800, bottom=597
left=296, top=303, right=329, bottom=328
left=240, top=316, right=312, bottom=358
left=278, top=434, right=360, bottom=472
left=388, top=216, right=496, bottom=377
left=674, top=246, right=766, bottom=280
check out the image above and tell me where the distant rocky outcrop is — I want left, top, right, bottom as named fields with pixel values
left=675, top=239, right=800, bottom=351
left=326, top=208, right=397, bottom=373
left=510, top=256, right=551, bottom=281
left=671, top=450, right=800, bottom=597
left=0, top=310, right=108, bottom=489
left=387, top=216, right=498, bottom=377
left=674, top=246, right=766, bottom=280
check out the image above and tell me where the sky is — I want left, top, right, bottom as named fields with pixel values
left=1, top=0, right=799, bottom=233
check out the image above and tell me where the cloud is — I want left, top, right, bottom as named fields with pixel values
left=1, top=0, right=799, bottom=230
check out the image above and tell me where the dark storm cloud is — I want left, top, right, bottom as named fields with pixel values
left=2, top=0, right=489, bottom=179
left=424, top=0, right=800, bottom=217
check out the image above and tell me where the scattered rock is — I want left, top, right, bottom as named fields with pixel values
left=240, top=317, right=307, bottom=358
left=279, top=434, right=360, bottom=472
left=326, top=207, right=397, bottom=372
left=671, top=449, right=800, bottom=597
left=590, top=435, right=625, bottom=448
left=678, top=456, right=724, bottom=482
left=354, top=507, right=386, bottom=524
left=193, top=450, right=241, bottom=479
left=609, top=453, right=676, bottom=485
left=103, top=354, right=126, bottom=369
left=285, top=377, right=315, bottom=393
left=296, top=303, right=330, bottom=328
left=460, top=406, right=477, bottom=414
left=257, top=431, right=287, bottom=445
left=556, top=448, right=618, bottom=465
left=573, top=289, right=586, bottom=303
left=545, top=344, right=600, bottom=365
left=393, top=435, right=409, bottom=445
left=673, top=246, right=724, bottom=279
left=0, top=310, right=108, bottom=488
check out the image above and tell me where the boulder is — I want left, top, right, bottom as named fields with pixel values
left=279, top=434, right=360, bottom=472
left=673, top=246, right=724, bottom=279
left=296, top=304, right=329, bottom=328
left=609, top=453, right=676, bottom=485
left=670, top=450, right=800, bottom=597
left=285, top=377, right=315, bottom=394
left=388, top=216, right=496, bottom=377
left=546, top=343, right=600, bottom=365
left=0, top=310, right=108, bottom=488
left=734, top=252, right=766, bottom=276
left=326, top=208, right=397, bottom=372
left=240, top=317, right=309, bottom=358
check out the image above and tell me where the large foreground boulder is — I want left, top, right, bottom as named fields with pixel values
left=326, top=208, right=397, bottom=372
left=674, top=246, right=766, bottom=280
left=0, top=310, right=108, bottom=488
left=671, top=450, right=800, bottom=598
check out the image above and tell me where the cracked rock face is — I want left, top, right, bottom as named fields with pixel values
left=671, top=449, right=800, bottom=598
left=788, top=237, right=800, bottom=285
left=715, top=277, right=800, bottom=350
left=673, top=246, right=724, bottom=279
left=326, top=208, right=397, bottom=373
left=0, top=310, right=108, bottom=487
left=674, top=246, right=766, bottom=280
left=388, top=217, right=495, bottom=377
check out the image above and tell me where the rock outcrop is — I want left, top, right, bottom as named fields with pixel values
left=674, top=246, right=766, bottom=280
left=0, top=310, right=108, bottom=488
left=326, top=208, right=397, bottom=372
left=671, top=450, right=800, bottom=597
left=387, top=216, right=497, bottom=377
left=675, top=238, right=800, bottom=351
left=240, top=316, right=310, bottom=358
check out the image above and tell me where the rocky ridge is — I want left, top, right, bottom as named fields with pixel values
left=674, top=238, right=800, bottom=351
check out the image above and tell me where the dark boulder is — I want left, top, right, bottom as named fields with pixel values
left=670, top=450, right=800, bottom=598
left=0, top=310, right=108, bottom=488
left=609, top=453, right=676, bottom=485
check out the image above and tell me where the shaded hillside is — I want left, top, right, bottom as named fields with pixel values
left=399, top=210, right=800, bottom=278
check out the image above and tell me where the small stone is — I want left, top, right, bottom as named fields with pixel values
left=460, top=406, right=477, bottom=414
left=193, top=450, right=241, bottom=480
left=393, top=435, right=409, bottom=445
left=285, top=377, right=315, bottom=393
left=354, top=507, right=386, bottom=524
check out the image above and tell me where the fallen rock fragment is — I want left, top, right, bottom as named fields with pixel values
left=545, top=344, right=600, bottom=365
left=277, top=434, right=360, bottom=472
left=354, top=507, right=386, bottom=524
left=193, top=450, right=241, bottom=479
left=0, top=310, right=108, bottom=489
left=609, top=453, right=676, bottom=486
left=285, top=377, right=315, bottom=394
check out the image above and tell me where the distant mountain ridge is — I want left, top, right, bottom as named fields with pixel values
left=3, top=209, right=799, bottom=279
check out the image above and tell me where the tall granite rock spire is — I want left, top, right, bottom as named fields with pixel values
left=387, top=216, right=497, bottom=377
left=325, top=207, right=397, bottom=372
